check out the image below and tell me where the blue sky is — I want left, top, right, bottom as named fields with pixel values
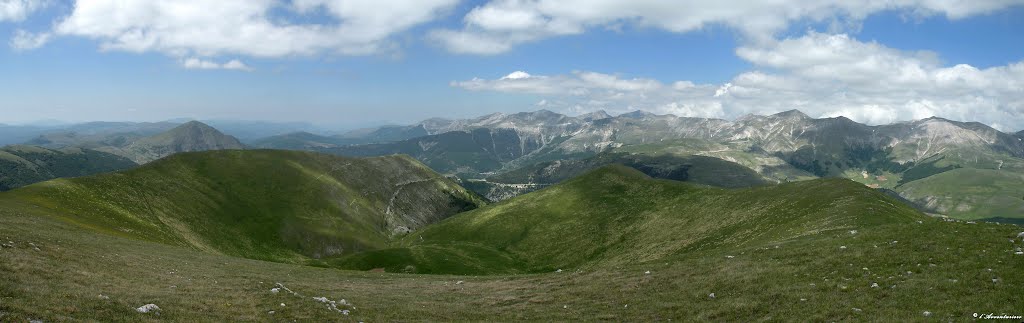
left=0, top=1, right=1022, bottom=131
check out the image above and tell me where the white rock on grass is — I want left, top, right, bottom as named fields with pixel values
left=871, top=283, right=879, bottom=288
left=923, top=311, right=932, bottom=317
left=98, top=294, right=110, bottom=300
left=644, top=271, right=651, bottom=275
left=839, top=246, right=847, bottom=250
left=136, top=304, right=160, bottom=314
left=708, top=293, right=715, bottom=299
left=271, top=288, right=280, bottom=293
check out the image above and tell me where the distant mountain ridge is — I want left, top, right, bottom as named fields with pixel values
left=321, top=109, right=1024, bottom=220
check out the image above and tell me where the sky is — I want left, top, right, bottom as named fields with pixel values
left=0, top=1, right=1023, bottom=131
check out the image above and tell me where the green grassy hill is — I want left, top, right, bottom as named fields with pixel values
left=0, top=150, right=484, bottom=265
left=2, top=164, right=1021, bottom=321
left=0, top=145, right=137, bottom=191
left=491, top=152, right=770, bottom=187
left=336, top=165, right=922, bottom=274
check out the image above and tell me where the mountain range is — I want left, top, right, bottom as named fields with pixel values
left=256, top=109, right=1021, bottom=220
left=6, top=109, right=1023, bottom=220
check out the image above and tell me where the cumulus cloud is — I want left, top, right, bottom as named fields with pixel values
left=182, top=58, right=253, bottom=71
left=453, top=32, right=1024, bottom=130
left=9, top=29, right=50, bottom=50
left=40, top=0, right=456, bottom=57
left=0, top=0, right=47, bottom=22
left=432, top=0, right=1024, bottom=54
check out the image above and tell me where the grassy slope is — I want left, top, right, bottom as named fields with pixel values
left=897, top=168, right=1024, bottom=220
left=340, top=165, right=922, bottom=274
left=1, top=183, right=1021, bottom=321
left=0, top=150, right=484, bottom=265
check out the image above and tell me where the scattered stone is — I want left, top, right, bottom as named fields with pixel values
left=849, top=230, right=857, bottom=234
left=839, top=246, right=847, bottom=250
left=853, top=308, right=862, bottom=312
left=271, top=288, right=280, bottom=293
left=280, top=303, right=286, bottom=307
left=563, top=305, right=568, bottom=309
left=644, top=271, right=651, bottom=275
left=268, top=311, right=275, bottom=315
left=342, top=310, right=350, bottom=315
left=799, top=298, right=806, bottom=302
left=871, top=283, right=879, bottom=288
left=555, top=269, right=562, bottom=273
left=725, top=255, right=735, bottom=259
left=624, top=304, right=629, bottom=308
left=923, top=311, right=932, bottom=317
left=456, top=281, right=464, bottom=285
left=917, top=221, right=923, bottom=224
left=708, top=293, right=715, bottom=299
left=1015, top=251, right=1023, bottom=255
left=136, top=304, right=160, bottom=314
left=98, top=294, right=110, bottom=300
left=1017, top=232, right=1024, bottom=238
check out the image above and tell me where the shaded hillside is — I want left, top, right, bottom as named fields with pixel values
left=469, top=152, right=771, bottom=200
left=338, top=165, right=922, bottom=274
left=0, top=145, right=137, bottom=191
left=1, top=150, right=484, bottom=264
left=491, top=152, right=769, bottom=187
left=896, top=168, right=1024, bottom=219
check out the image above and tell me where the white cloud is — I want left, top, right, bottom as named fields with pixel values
left=453, top=31, right=1024, bottom=130
left=0, top=0, right=47, bottom=22
left=9, top=29, right=50, bottom=50
left=45, top=0, right=457, bottom=57
left=182, top=58, right=253, bottom=71
left=432, top=0, right=1024, bottom=54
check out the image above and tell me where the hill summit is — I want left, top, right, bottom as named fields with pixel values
left=122, top=121, right=245, bottom=163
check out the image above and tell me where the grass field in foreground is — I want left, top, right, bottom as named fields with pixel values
left=1, top=199, right=1022, bottom=321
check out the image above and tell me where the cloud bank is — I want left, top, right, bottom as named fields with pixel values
left=432, top=0, right=1024, bottom=55
left=454, top=32, right=1024, bottom=130
left=22, top=0, right=458, bottom=58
